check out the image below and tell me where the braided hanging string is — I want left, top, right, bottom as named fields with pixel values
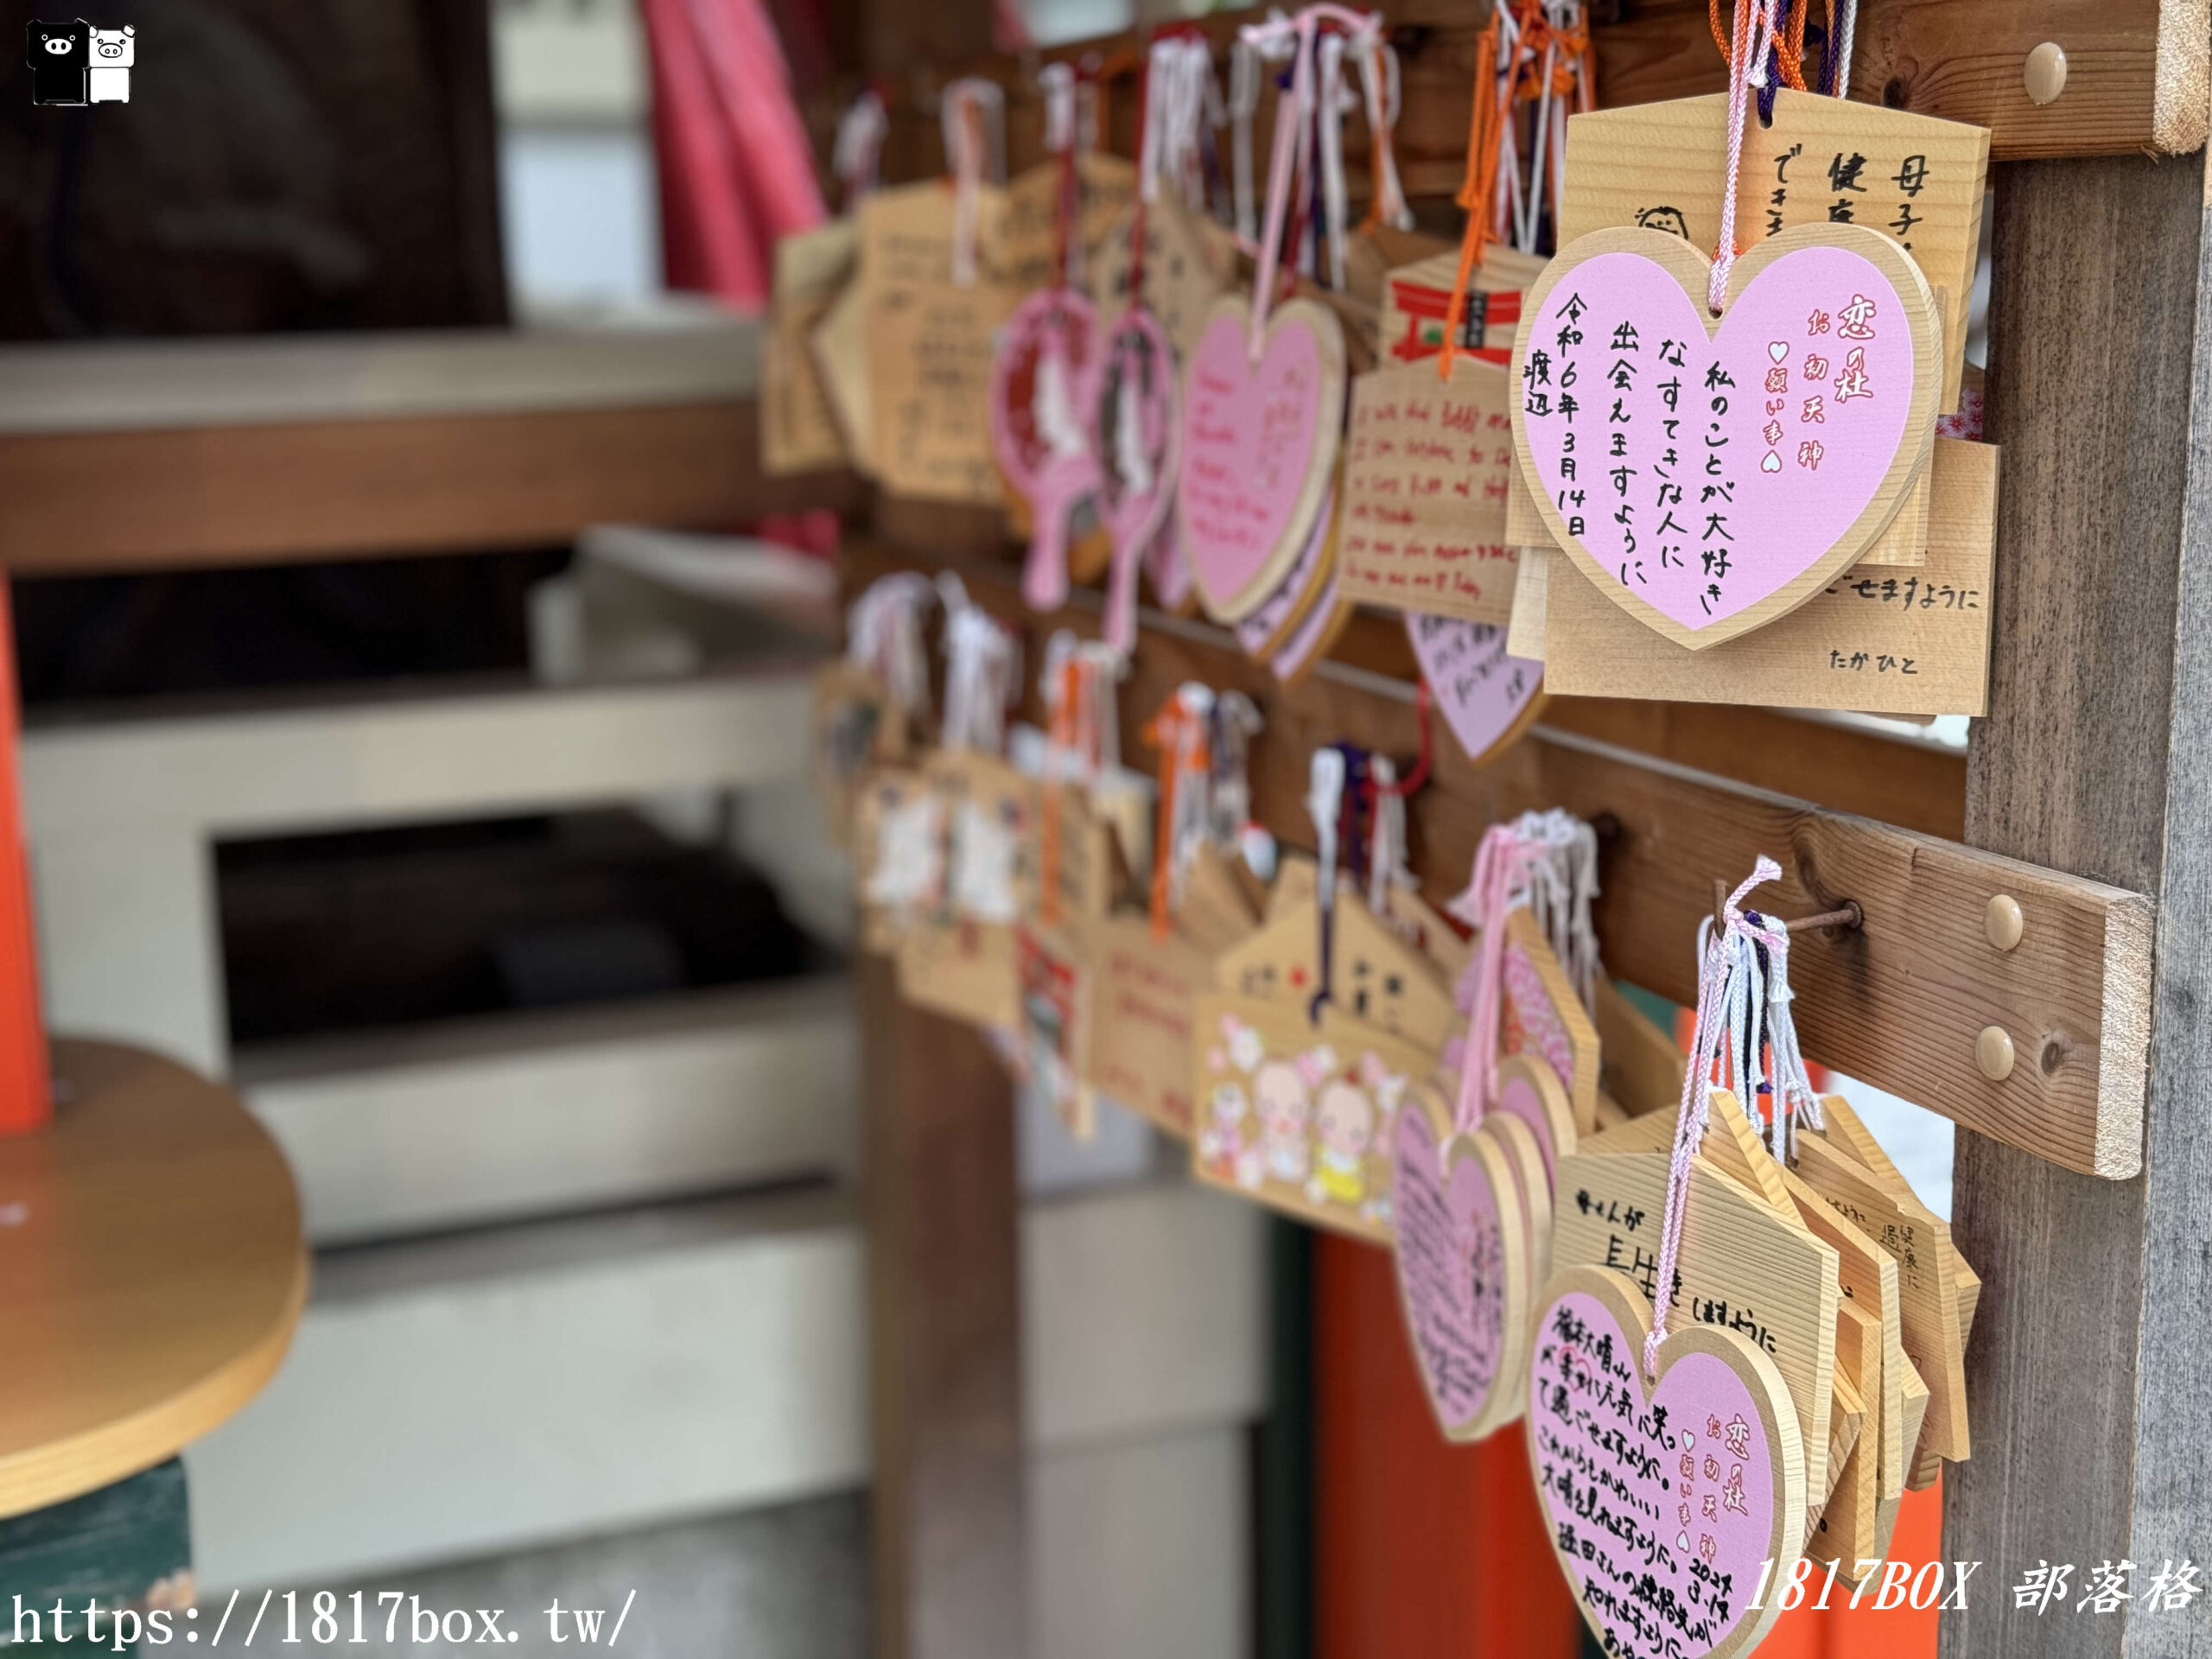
left=1642, top=858, right=1825, bottom=1376
left=937, top=575, right=1019, bottom=753
left=1450, top=823, right=1548, bottom=1132
left=847, top=573, right=936, bottom=721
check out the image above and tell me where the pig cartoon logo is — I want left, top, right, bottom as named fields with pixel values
left=25, top=19, right=131, bottom=105
left=88, top=24, right=130, bottom=102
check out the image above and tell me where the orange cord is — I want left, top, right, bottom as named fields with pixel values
left=1707, top=0, right=1809, bottom=92
left=1437, top=12, right=1503, bottom=381
left=1144, top=694, right=1209, bottom=942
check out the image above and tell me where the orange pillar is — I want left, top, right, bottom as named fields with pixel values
left=0, top=582, right=51, bottom=1135
left=1313, top=1233, right=1583, bottom=1658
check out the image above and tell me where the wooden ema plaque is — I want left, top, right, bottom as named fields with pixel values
left=1552, top=1145, right=1840, bottom=1508
left=860, top=181, right=1017, bottom=505
left=1407, top=614, right=1546, bottom=766
left=1375, top=245, right=1548, bottom=367
left=895, top=751, right=1036, bottom=1030
left=1176, top=294, right=1348, bottom=623
left=1192, top=994, right=1433, bottom=1242
left=1540, top=437, right=1999, bottom=715
left=1391, top=1083, right=1534, bottom=1441
left=1511, top=224, right=1942, bottom=651
left=1556, top=90, right=1989, bottom=412
left=1089, top=195, right=1236, bottom=364
left=1004, top=154, right=1137, bottom=291
left=1528, top=1263, right=1808, bottom=1659
left=1338, top=354, right=1522, bottom=626
left=1213, top=885, right=1459, bottom=1053
left=1081, top=913, right=1213, bottom=1137
left=764, top=220, right=858, bottom=476
left=1499, top=908, right=1603, bottom=1136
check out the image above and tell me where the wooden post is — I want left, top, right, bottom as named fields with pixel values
left=860, top=952, right=1029, bottom=1659
left=1947, top=149, right=2212, bottom=1656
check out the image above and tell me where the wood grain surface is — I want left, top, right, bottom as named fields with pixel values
left=860, top=955, right=1028, bottom=1659
left=0, top=403, right=859, bottom=575
left=821, top=0, right=2206, bottom=207
left=0, top=1042, right=306, bottom=1520
left=1943, top=150, right=2212, bottom=1659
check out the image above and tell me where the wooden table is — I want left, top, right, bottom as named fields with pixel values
left=0, top=1041, right=307, bottom=1519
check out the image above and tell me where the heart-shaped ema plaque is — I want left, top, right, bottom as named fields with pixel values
left=1512, top=223, right=1939, bottom=650
left=1493, top=1050, right=1577, bottom=1185
left=1528, top=1263, right=1807, bottom=1659
left=1407, top=614, right=1546, bottom=766
left=1390, top=1085, right=1532, bottom=1440
left=990, top=289, right=1104, bottom=613
left=1177, top=293, right=1348, bottom=624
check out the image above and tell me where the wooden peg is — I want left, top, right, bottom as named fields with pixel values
left=1985, top=893, right=2024, bottom=951
left=1975, top=1025, right=2017, bottom=1081
left=2024, top=42, right=2069, bottom=105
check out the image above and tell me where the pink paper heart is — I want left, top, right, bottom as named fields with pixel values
left=1392, top=1105, right=1516, bottom=1435
left=1518, top=229, right=1927, bottom=644
left=1177, top=296, right=1344, bottom=621
left=1407, top=615, right=1543, bottom=766
left=991, top=289, right=1103, bottom=613
left=1529, top=1270, right=1799, bottom=1659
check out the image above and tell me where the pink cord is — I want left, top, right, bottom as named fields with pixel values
left=1450, top=824, right=1542, bottom=1132
left=1707, top=0, right=1780, bottom=315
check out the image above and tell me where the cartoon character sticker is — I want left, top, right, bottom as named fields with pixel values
left=1197, top=1005, right=1415, bottom=1239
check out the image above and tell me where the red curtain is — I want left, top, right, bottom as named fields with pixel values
left=638, top=0, right=827, bottom=310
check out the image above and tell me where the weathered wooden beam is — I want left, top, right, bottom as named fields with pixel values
left=843, top=537, right=2152, bottom=1179
left=0, top=404, right=859, bottom=575
left=861, top=954, right=1028, bottom=1659
left=827, top=0, right=2207, bottom=191
left=1943, top=149, right=2212, bottom=1658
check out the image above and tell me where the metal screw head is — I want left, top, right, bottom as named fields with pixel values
left=2024, top=41, right=2068, bottom=105
left=1976, top=1025, right=2017, bottom=1081
left=1985, top=893, right=2024, bottom=951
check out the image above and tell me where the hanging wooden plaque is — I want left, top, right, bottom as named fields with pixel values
left=1558, top=90, right=1989, bottom=410
left=1005, top=154, right=1139, bottom=291
left=1375, top=245, right=1548, bottom=367
left=1552, top=1147, right=1840, bottom=1505
left=1338, top=355, right=1522, bottom=625
left=1512, top=224, right=1942, bottom=650
left=764, top=220, right=858, bottom=476
left=1406, top=615, right=1546, bottom=766
left=1176, top=294, right=1348, bottom=623
left=1540, top=437, right=1999, bottom=714
left=861, top=181, right=1016, bottom=505
left=1089, top=195, right=1237, bottom=363
left=1392, top=1083, right=1533, bottom=1441
left=1528, top=1263, right=1808, bottom=1659
left=1192, top=995, right=1431, bottom=1242
left=1214, top=886, right=1458, bottom=1053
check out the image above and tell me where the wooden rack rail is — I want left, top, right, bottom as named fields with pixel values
left=822, top=0, right=2209, bottom=194
left=842, top=537, right=2151, bottom=1179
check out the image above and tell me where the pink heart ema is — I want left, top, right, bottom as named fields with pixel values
left=1392, top=1108, right=1510, bottom=1429
left=1180, top=311, right=1325, bottom=601
left=1522, top=246, right=1912, bottom=632
left=1529, top=1289, right=1777, bottom=1658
